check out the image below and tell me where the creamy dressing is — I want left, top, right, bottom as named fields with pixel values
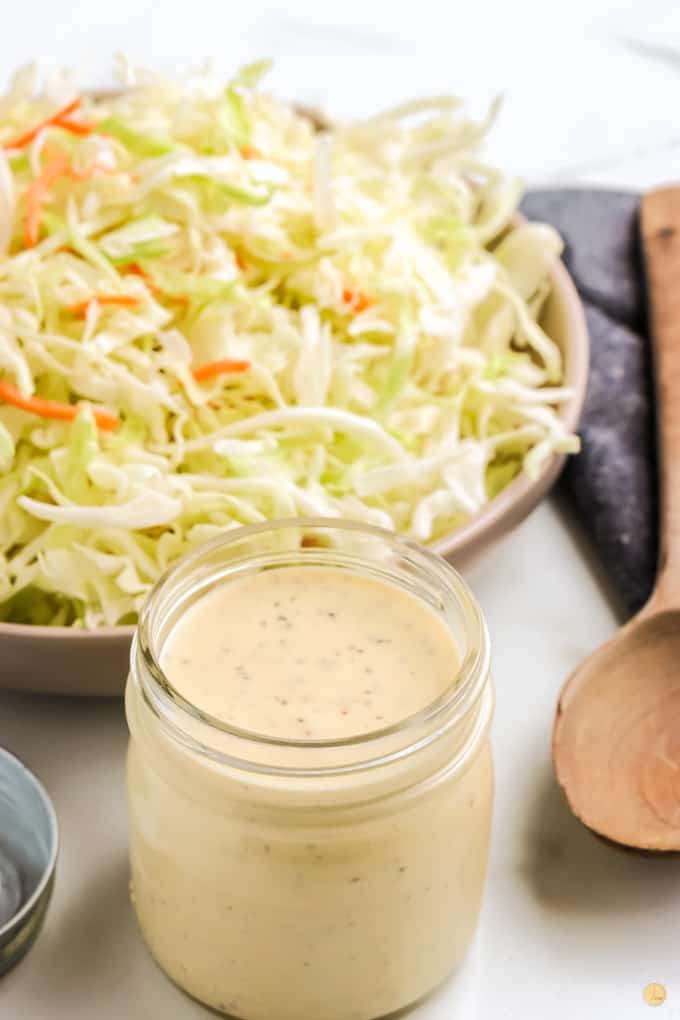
left=160, top=567, right=458, bottom=740
left=127, top=562, right=493, bottom=1020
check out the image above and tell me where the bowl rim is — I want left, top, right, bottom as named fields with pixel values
left=0, top=226, right=588, bottom=643
left=0, top=747, right=59, bottom=940
left=432, top=252, right=588, bottom=559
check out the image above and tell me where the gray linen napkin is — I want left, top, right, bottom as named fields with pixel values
left=520, top=190, right=657, bottom=616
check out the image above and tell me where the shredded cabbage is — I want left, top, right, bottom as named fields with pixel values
left=0, top=58, right=579, bottom=627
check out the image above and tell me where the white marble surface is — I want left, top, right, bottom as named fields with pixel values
left=1, top=2, right=680, bottom=1018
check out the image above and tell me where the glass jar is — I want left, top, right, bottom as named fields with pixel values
left=126, top=519, right=493, bottom=1020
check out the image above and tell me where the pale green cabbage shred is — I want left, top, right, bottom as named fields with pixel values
left=0, top=57, right=579, bottom=627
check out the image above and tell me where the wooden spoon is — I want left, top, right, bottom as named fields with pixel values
left=552, top=186, right=680, bottom=851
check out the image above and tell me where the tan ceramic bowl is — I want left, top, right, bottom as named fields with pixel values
left=0, top=254, right=588, bottom=696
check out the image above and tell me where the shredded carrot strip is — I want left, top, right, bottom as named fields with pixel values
left=125, top=262, right=153, bottom=281
left=23, top=145, right=123, bottom=247
left=238, top=144, right=260, bottom=160
left=3, top=98, right=82, bottom=151
left=342, top=288, right=374, bottom=313
left=301, top=534, right=325, bottom=548
left=126, top=264, right=163, bottom=295
left=69, top=294, right=142, bottom=317
left=24, top=150, right=70, bottom=248
left=122, top=264, right=188, bottom=305
left=0, top=380, right=119, bottom=430
left=192, top=359, right=251, bottom=382
left=54, top=115, right=97, bottom=137
left=234, top=251, right=246, bottom=271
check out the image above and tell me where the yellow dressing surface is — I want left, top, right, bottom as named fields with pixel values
left=160, top=566, right=459, bottom=739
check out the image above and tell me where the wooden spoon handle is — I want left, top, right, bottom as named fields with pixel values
left=641, top=188, right=680, bottom=610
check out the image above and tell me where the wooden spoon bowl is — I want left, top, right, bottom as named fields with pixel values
left=555, top=609, right=680, bottom=850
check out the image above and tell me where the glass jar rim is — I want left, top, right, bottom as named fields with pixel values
left=132, top=518, right=491, bottom=777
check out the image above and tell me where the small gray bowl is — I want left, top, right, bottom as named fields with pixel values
left=0, top=748, right=58, bottom=975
